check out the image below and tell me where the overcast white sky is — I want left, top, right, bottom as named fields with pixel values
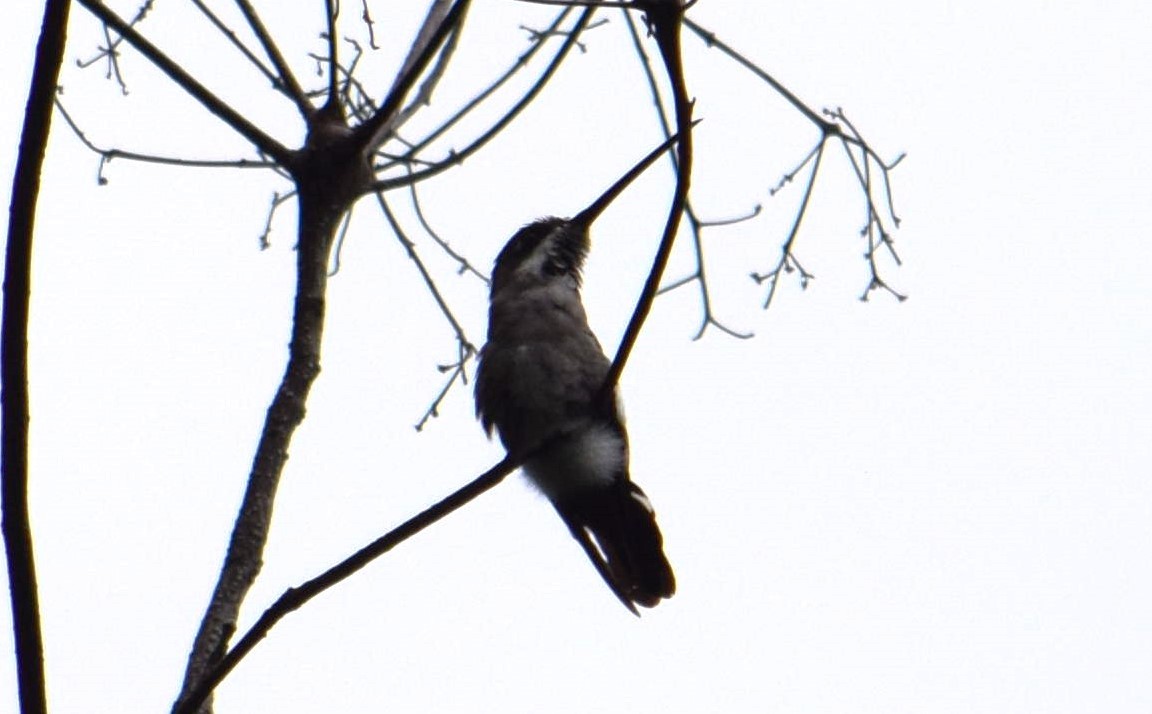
left=3, top=1, right=1151, bottom=712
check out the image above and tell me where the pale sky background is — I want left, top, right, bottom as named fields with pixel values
left=3, top=2, right=1151, bottom=713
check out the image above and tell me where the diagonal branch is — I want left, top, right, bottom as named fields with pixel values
left=172, top=188, right=345, bottom=714
left=233, top=0, right=314, bottom=118
left=376, top=193, right=479, bottom=430
left=371, top=8, right=594, bottom=192
left=682, top=16, right=828, bottom=131
left=388, top=11, right=465, bottom=137
left=354, top=0, right=472, bottom=154
left=74, top=0, right=294, bottom=166
left=375, top=8, right=572, bottom=174
left=171, top=455, right=519, bottom=714
left=188, top=0, right=280, bottom=94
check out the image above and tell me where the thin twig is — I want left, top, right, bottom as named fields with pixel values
left=356, top=0, right=472, bottom=152
left=371, top=8, right=594, bottom=192
left=328, top=204, right=356, bottom=275
left=188, top=0, right=280, bottom=92
left=73, top=0, right=294, bottom=166
left=751, top=143, right=824, bottom=309
left=372, top=8, right=573, bottom=175
left=360, top=0, right=380, bottom=49
left=602, top=0, right=699, bottom=393
left=257, top=191, right=297, bottom=250
left=620, top=8, right=748, bottom=340
left=75, top=0, right=156, bottom=93
left=376, top=193, right=478, bottom=428
left=404, top=166, right=489, bottom=283
left=233, top=0, right=314, bottom=118
left=308, top=40, right=378, bottom=124
left=54, top=97, right=276, bottom=184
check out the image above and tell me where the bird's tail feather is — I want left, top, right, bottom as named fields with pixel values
left=555, top=480, right=675, bottom=614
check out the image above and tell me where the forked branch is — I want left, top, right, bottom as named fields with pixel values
left=73, top=0, right=293, bottom=165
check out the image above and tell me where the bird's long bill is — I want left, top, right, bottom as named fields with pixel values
left=570, top=126, right=692, bottom=228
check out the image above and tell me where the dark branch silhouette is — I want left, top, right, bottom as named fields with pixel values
left=20, top=5, right=911, bottom=714
left=681, top=17, right=905, bottom=305
left=74, top=0, right=293, bottom=165
left=599, top=0, right=697, bottom=393
left=620, top=7, right=751, bottom=339
left=3, top=3, right=73, bottom=714
left=375, top=193, right=478, bottom=431
left=172, top=454, right=519, bottom=714
left=53, top=96, right=276, bottom=184
left=233, top=0, right=314, bottom=117
left=371, top=8, right=594, bottom=192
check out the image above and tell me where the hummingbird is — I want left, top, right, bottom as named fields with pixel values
left=474, top=137, right=679, bottom=614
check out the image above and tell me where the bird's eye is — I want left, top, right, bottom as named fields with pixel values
left=543, top=258, right=567, bottom=276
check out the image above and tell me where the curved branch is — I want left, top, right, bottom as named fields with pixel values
left=620, top=8, right=749, bottom=340
left=4, top=4, right=72, bottom=713
left=54, top=97, right=277, bottom=180
left=602, top=0, right=696, bottom=392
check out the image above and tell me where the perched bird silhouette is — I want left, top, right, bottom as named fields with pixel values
left=475, top=137, right=678, bottom=614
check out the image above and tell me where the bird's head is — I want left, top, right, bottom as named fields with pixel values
left=489, top=132, right=683, bottom=296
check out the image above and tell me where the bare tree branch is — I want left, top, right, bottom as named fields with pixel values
left=377, top=8, right=574, bottom=171
left=74, top=0, right=295, bottom=166
left=681, top=16, right=906, bottom=305
left=751, top=143, right=824, bottom=309
left=354, top=0, right=472, bottom=153
left=233, top=0, right=314, bottom=118
left=54, top=96, right=277, bottom=183
left=323, top=0, right=340, bottom=112
left=387, top=0, right=467, bottom=134
left=359, top=0, right=380, bottom=50
left=172, top=454, right=518, bottom=714
left=403, top=167, right=489, bottom=283
left=3, top=3, right=73, bottom=714
left=375, top=193, right=478, bottom=429
left=188, top=0, right=280, bottom=93
left=75, top=0, right=157, bottom=94
left=172, top=187, right=348, bottom=714
left=257, top=190, right=297, bottom=250
left=371, top=8, right=595, bottom=192
left=600, top=0, right=697, bottom=395
left=620, top=7, right=749, bottom=339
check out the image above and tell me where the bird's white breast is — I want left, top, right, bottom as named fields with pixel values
left=523, top=423, right=623, bottom=499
